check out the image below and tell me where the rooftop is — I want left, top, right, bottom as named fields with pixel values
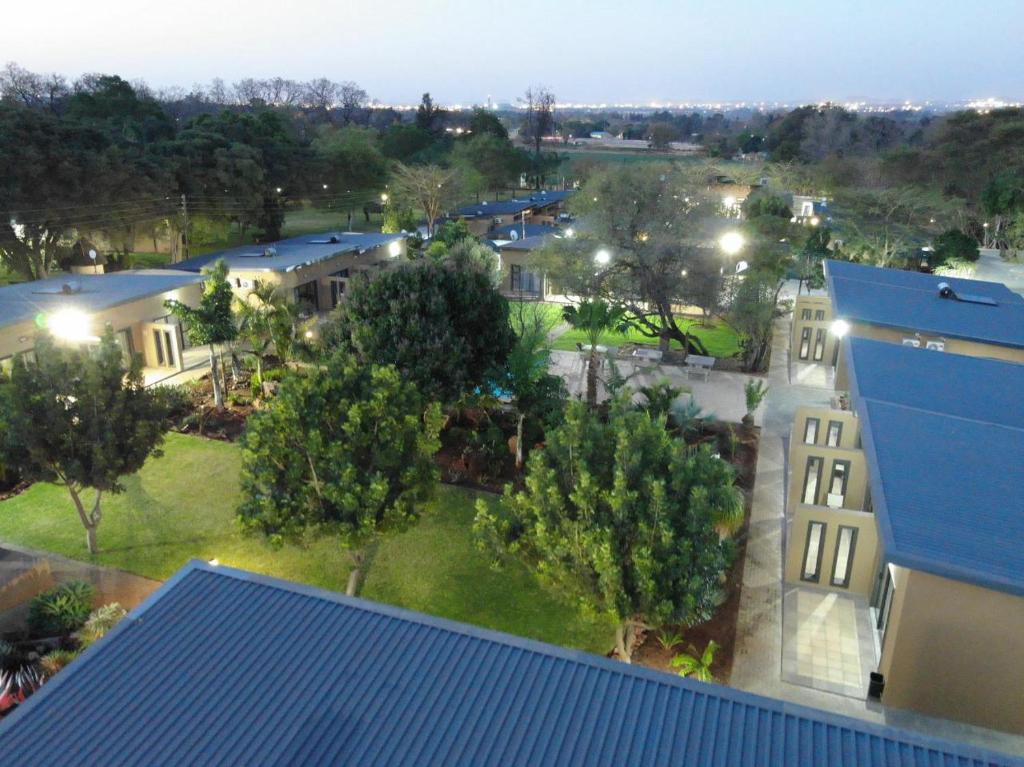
left=453, top=189, right=574, bottom=219
left=0, top=270, right=204, bottom=331
left=824, top=259, right=1024, bottom=349
left=846, top=337, right=1024, bottom=596
left=488, top=222, right=559, bottom=240
left=172, top=231, right=405, bottom=274
left=0, top=560, right=1017, bottom=766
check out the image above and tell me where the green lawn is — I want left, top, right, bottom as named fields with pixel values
left=550, top=318, right=742, bottom=358
left=0, top=433, right=614, bottom=654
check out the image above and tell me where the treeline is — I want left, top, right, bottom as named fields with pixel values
left=0, top=64, right=558, bottom=281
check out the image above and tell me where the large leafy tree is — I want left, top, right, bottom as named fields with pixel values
left=237, top=353, right=442, bottom=595
left=324, top=261, right=515, bottom=403
left=0, top=331, right=169, bottom=554
left=475, top=398, right=739, bottom=662
left=391, top=164, right=459, bottom=236
left=165, top=259, right=237, bottom=408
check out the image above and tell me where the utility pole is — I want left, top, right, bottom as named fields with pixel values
left=180, top=194, right=189, bottom=262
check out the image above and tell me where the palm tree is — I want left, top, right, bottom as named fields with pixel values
left=236, top=280, right=291, bottom=392
left=671, top=640, right=719, bottom=683
left=504, top=303, right=559, bottom=470
left=562, top=300, right=631, bottom=407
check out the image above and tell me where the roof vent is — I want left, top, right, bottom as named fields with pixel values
left=263, top=247, right=277, bottom=258
left=937, top=282, right=997, bottom=306
left=61, top=282, right=80, bottom=295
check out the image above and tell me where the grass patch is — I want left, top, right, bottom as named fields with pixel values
left=0, top=433, right=614, bottom=654
left=550, top=318, right=741, bottom=359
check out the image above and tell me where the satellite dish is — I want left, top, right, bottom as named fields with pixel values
left=87, top=249, right=98, bottom=261
left=510, top=230, right=519, bottom=241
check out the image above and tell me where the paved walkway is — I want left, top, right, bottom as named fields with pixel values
left=729, top=315, right=1024, bottom=757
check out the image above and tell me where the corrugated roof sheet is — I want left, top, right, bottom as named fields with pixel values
left=825, top=260, right=1024, bottom=349
left=173, top=231, right=404, bottom=274
left=454, top=190, right=574, bottom=219
left=846, top=338, right=1024, bottom=596
left=0, top=270, right=204, bottom=330
left=0, top=561, right=1018, bottom=766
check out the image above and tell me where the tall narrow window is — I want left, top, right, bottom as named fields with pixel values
left=802, top=521, right=826, bottom=582
left=831, top=526, right=858, bottom=587
left=826, top=420, right=843, bottom=447
left=815, top=309, right=825, bottom=320
left=802, top=456, right=822, bottom=505
left=876, top=568, right=895, bottom=636
left=827, top=460, right=850, bottom=507
left=813, top=328, right=826, bottom=361
left=799, top=328, right=812, bottom=360
left=801, top=308, right=812, bottom=320
left=153, top=329, right=165, bottom=366
left=803, top=417, right=820, bottom=445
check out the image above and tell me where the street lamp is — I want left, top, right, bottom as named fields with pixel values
left=380, top=193, right=389, bottom=204
left=48, top=308, right=94, bottom=343
left=564, top=227, right=575, bottom=238
left=718, top=231, right=745, bottom=256
left=594, top=249, right=611, bottom=266
left=829, top=319, right=850, bottom=338
left=388, top=240, right=402, bottom=258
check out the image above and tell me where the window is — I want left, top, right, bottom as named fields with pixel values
left=875, top=568, right=895, bottom=636
left=813, top=328, right=826, bottom=361
left=510, top=264, right=522, bottom=291
left=827, top=460, right=850, bottom=506
left=801, top=308, right=812, bottom=320
left=153, top=329, right=165, bottom=366
left=803, top=417, right=820, bottom=445
left=802, top=456, right=822, bottom=505
left=826, top=420, right=843, bottom=447
left=294, top=281, right=319, bottom=312
left=831, top=526, right=858, bottom=587
left=814, top=309, right=825, bottom=321
left=799, top=327, right=812, bottom=360
left=801, top=521, right=826, bottom=582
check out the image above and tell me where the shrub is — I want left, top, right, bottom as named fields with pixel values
left=27, top=581, right=95, bottom=637
left=638, top=380, right=686, bottom=420
left=744, top=379, right=769, bottom=417
left=80, top=603, right=128, bottom=647
left=39, top=649, right=81, bottom=676
left=933, top=229, right=979, bottom=265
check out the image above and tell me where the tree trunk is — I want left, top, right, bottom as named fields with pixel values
left=586, top=351, right=599, bottom=407
left=67, top=485, right=102, bottom=555
left=658, top=329, right=671, bottom=354
left=614, top=622, right=637, bottom=663
left=515, top=413, right=526, bottom=471
left=346, top=549, right=366, bottom=596
left=230, top=351, right=242, bottom=387
left=209, top=345, right=224, bottom=408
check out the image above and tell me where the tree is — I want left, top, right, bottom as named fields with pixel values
left=561, top=300, right=631, bottom=407
left=415, top=92, right=446, bottom=134
left=323, top=261, right=515, bottom=404
left=497, top=302, right=567, bottom=470
left=165, top=259, right=237, bottom=408
left=932, top=228, right=980, bottom=267
left=475, top=398, right=738, bottom=663
left=238, top=353, right=442, bottom=596
left=0, top=331, right=169, bottom=554
left=522, top=86, right=555, bottom=188
left=337, top=81, right=369, bottom=124
left=450, top=133, right=529, bottom=196
left=235, top=279, right=294, bottom=389
left=728, top=268, right=784, bottom=372
left=391, top=164, right=459, bottom=236
left=647, top=122, right=678, bottom=150
left=795, top=227, right=830, bottom=294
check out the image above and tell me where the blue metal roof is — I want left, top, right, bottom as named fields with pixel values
left=173, top=231, right=405, bottom=274
left=825, top=259, right=1024, bottom=349
left=0, top=561, right=1018, bottom=766
left=454, top=190, right=574, bottom=219
left=0, top=270, right=204, bottom=330
left=846, top=337, right=1024, bottom=596
left=489, top=222, right=559, bottom=240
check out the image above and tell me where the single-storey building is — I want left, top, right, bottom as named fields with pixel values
left=790, top=259, right=1024, bottom=373
left=784, top=336, right=1024, bottom=734
left=0, top=270, right=204, bottom=378
left=0, top=559, right=1016, bottom=765
left=172, top=231, right=407, bottom=312
left=451, top=190, right=574, bottom=236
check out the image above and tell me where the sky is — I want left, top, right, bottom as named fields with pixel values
left=2, top=0, right=1022, bottom=106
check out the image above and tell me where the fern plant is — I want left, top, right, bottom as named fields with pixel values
left=671, top=640, right=719, bottom=683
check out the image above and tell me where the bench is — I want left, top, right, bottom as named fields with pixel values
left=684, top=354, right=715, bottom=381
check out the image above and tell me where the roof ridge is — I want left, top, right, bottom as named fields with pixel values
left=862, top=396, right=1024, bottom=432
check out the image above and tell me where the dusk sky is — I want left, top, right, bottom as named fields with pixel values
left=4, top=0, right=1022, bottom=105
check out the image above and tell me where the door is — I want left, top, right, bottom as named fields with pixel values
left=830, top=526, right=858, bottom=587
left=801, top=521, right=826, bottom=583
left=813, top=328, right=826, bottom=361
left=799, top=327, right=812, bottom=360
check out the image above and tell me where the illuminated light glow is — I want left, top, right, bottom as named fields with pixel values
left=810, top=216, right=820, bottom=227
left=208, top=559, right=220, bottom=566
left=564, top=228, right=575, bottom=238
left=718, top=231, right=745, bottom=256
left=47, top=308, right=95, bottom=342
left=380, top=193, right=389, bottom=203
left=594, top=249, right=611, bottom=266
left=681, top=269, right=688, bottom=277
left=830, top=319, right=851, bottom=338
left=722, top=195, right=737, bottom=208
left=304, top=330, right=314, bottom=340
left=388, top=240, right=402, bottom=258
